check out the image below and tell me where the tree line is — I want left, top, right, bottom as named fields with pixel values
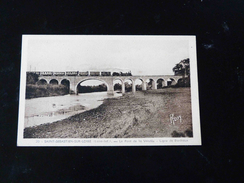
left=26, top=72, right=69, bottom=99
left=173, top=58, right=190, bottom=87
left=77, top=84, right=107, bottom=93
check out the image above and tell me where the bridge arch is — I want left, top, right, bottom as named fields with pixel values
left=135, top=78, right=146, bottom=91
left=113, top=77, right=123, bottom=83
left=167, top=78, right=177, bottom=86
left=75, top=78, right=109, bottom=95
left=113, top=78, right=124, bottom=93
left=123, top=78, right=136, bottom=93
left=176, top=78, right=189, bottom=87
left=123, top=78, right=132, bottom=92
left=61, top=79, right=70, bottom=93
left=175, top=77, right=182, bottom=84
left=49, top=79, right=58, bottom=85
left=156, top=78, right=166, bottom=89
left=61, top=78, right=71, bottom=84
left=146, top=78, right=157, bottom=90
left=37, top=79, right=48, bottom=85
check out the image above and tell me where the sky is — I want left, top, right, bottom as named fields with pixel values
left=25, top=35, right=190, bottom=76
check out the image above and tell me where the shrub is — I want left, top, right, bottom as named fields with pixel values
left=171, top=130, right=185, bottom=137
left=26, top=72, right=39, bottom=84
left=26, top=84, right=69, bottom=99
left=184, top=129, right=193, bottom=137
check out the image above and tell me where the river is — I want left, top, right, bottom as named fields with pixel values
left=24, top=91, right=122, bottom=128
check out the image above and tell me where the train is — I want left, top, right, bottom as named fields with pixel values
left=28, top=70, right=132, bottom=76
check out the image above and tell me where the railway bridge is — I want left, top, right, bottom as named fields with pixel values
left=38, top=75, right=183, bottom=95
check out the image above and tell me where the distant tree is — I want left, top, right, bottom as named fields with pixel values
left=114, top=83, right=122, bottom=90
left=157, top=79, right=163, bottom=89
left=98, top=83, right=107, bottom=91
left=77, top=83, right=107, bottom=93
left=125, top=82, right=132, bottom=92
left=173, top=58, right=190, bottom=77
left=173, top=58, right=190, bottom=87
left=26, top=72, right=39, bottom=84
left=136, top=85, right=142, bottom=91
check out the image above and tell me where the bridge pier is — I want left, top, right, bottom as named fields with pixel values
left=152, top=80, right=157, bottom=90
left=106, top=80, right=115, bottom=95
left=107, top=90, right=114, bottom=95
left=132, top=81, right=136, bottom=94
left=142, top=81, right=146, bottom=91
left=70, top=83, right=77, bottom=94
left=122, top=82, right=125, bottom=94
left=164, top=80, right=168, bottom=87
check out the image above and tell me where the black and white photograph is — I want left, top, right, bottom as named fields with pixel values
left=17, top=35, right=201, bottom=146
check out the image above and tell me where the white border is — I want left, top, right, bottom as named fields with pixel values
left=17, top=35, right=201, bottom=146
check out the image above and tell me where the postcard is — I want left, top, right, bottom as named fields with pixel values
left=17, top=35, right=201, bottom=146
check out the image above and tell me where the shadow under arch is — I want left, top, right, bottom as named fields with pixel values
left=113, top=78, right=123, bottom=93
left=37, top=79, right=47, bottom=85
left=61, top=79, right=70, bottom=86
left=156, top=78, right=166, bottom=89
left=49, top=79, right=58, bottom=85
left=135, top=78, right=145, bottom=91
left=75, top=78, right=109, bottom=94
left=176, top=78, right=190, bottom=87
left=146, top=78, right=156, bottom=90
left=167, top=78, right=177, bottom=86
left=61, top=79, right=70, bottom=93
left=124, top=78, right=133, bottom=92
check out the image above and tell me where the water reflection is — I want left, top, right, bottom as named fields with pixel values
left=25, top=92, right=122, bottom=128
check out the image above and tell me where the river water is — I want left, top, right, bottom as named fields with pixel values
left=24, top=91, right=122, bottom=128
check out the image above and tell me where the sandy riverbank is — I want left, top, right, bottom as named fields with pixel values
left=24, top=88, right=193, bottom=138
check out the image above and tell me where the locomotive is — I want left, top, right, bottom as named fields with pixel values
left=112, top=71, right=132, bottom=76
left=101, top=72, right=111, bottom=76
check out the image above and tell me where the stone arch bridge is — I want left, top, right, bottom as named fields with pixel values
left=38, top=75, right=183, bottom=95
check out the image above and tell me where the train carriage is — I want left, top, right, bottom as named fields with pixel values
left=66, top=71, right=78, bottom=76
left=90, top=71, right=100, bottom=76
left=79, top=71, right=89, bottom=76
left=53, top=72, right=65, bottom=76
left=40, top=71, right=53, bottom=76
left=32, top=72, right=40, bottom=75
